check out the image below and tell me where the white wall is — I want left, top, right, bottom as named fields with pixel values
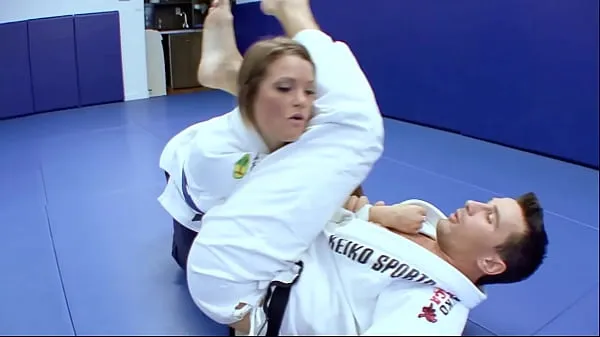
left=0, top=0, right=149, bottom=101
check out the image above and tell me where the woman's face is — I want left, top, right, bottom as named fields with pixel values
left=252, top=54, right=316, bottom=152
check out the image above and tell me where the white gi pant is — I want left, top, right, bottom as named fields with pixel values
left=187, top=253, right=301, bottom=326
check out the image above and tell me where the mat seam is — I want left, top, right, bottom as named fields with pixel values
left=40, top=166, right=78, bottom=336
left=466, top=319, right=497, bottom=336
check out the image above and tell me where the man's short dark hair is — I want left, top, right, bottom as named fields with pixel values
left=478, top=192, right=548, bottom=285
left=351, top=185, right=365, bottom=197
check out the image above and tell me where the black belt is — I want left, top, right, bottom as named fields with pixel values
left=263, top=261, right=304, bottom=336
left=181, top=168, right=204, bottom=222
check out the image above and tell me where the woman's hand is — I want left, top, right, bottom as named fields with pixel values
left=344, top=195, right=384, bottom=212
left=370, top=204, right=427, bottom=235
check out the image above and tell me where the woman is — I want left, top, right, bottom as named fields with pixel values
left=183, top=0, right=385, bottom=334
left=158, top=0, right=366, bottom=272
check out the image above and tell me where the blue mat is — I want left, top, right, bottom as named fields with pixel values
left=0, top=90, right=597, bottom=335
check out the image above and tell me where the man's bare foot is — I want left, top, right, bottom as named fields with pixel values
left=259, top=0, right=279, bottom=16
left=260, top=0, right=308, bottom=17
left=260, top=0, right=318, bottom=38
left=197, top=0, right=243, bottom=95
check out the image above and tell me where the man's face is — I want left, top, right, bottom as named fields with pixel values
left=437, top=197, right=526, bottom=277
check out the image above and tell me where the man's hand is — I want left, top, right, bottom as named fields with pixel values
left=370, top=204, right=427, bottom=235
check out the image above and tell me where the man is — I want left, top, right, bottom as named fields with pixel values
left=182, top=0, right=548, bottom=335
left=250, top=193, right=548, bottom=335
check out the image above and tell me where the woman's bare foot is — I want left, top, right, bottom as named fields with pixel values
left=197, top=0, right=243, bottom=95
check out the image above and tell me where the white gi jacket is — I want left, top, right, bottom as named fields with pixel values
left=158, top=108, right=269, bottom=231
left=279, top=201, right=487, bottom=336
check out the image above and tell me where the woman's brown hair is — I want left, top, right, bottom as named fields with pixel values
left=237, top=37, right=316, bottom=125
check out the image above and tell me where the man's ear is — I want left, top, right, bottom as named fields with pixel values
left=477, top=255, right=506, bottom=276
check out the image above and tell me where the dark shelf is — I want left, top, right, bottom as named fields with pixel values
left=145, top=0, right=192, bottom=5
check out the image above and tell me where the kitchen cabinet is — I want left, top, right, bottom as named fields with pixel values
left=166, top=31, right=203, bottom=89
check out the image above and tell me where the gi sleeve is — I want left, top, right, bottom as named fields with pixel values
left=194, top=29, right=385, bottom=281
left=295, top=30, right=380, bottom=131
left=355, top=204, right=373, bottom=222
left=362, top=285, right=469, bottom=336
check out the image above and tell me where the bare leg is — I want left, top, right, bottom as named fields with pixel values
left=230, top=315, right=250, bottom=335
left=260, top=0, right=319, bottom=38
left=197, top=0, right=243, bottom=96
left=198, top=0, right=319, bottom=96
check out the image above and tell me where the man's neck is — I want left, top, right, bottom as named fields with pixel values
left=432, top=242, right=482, bottom=285
left=401, top=232, right=481, bottom=285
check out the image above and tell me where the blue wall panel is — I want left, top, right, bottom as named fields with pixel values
left=233, top=0, right=599, bottom=167
left=74, top=11, right=125, bottom=106
left=232, top=3, right=283, bottom=55
left=0, top=21, right=34, bottom=119
left=28, top=15, right=79, bottom=113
